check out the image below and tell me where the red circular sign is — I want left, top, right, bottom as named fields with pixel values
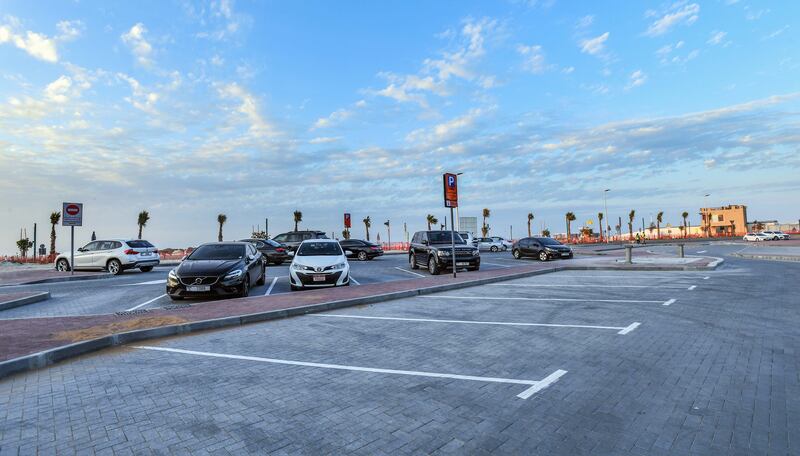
left=65, top=204, right=80, bottom=216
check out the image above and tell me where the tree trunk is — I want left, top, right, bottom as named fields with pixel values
left=527, top=221, right=531, bottom=237
left=566, top=221, right=571, bottom=242
left=365, top=226, right=370, bottom=241
left=656, top=223, right=660, bottom=239
left=218, top=224, right=223, bottom=242
left=138, top=225, right=143, bottom=240
left=50, top=224, right=56, bottom=256
left=294, top=221, right=299, bottom=231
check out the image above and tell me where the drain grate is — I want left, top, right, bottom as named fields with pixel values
left=115, top=309, right=151, bottom=316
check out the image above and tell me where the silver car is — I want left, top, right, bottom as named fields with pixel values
left=55, top=239, right=160, bottom=275
left=475, top=237, right=506, bottom=252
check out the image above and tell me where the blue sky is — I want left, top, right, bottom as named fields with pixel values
left=1, top=0, right=799, bottom=253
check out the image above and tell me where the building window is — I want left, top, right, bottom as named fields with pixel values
left=717, top=215, right=724, bottom=222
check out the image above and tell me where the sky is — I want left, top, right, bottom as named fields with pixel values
left=1, top=0, right=799, bottom=254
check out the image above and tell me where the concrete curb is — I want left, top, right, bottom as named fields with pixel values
left=0, top=292, right=50, bottom=311
left=731, top=253, right=800, bottom=262
left=0, top=261, right=717, bottom=380
left=0, top=273, right=112, bottom=288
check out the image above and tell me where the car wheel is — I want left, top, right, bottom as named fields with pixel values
left=358, top=251, right=368, bottom=261
left=56, top=259, right=70, bottom=271
left=428, top=256, right=441, bottom=275
left=538, top=251, right=548, bottom=262
left=139, top=266, right=154, bottom=272
left=169, top=295, right=184, bottom=301
left=239, top=274, right=250, bottom=297
left=106, top=259, right=123, bottom=275
left=513, top=249, right=522, bottom=259
left=490, top=246, right=498, bottom=252
left=256, top=266, right=266, bottom=285
left=409, top=253, right=419, bottom=269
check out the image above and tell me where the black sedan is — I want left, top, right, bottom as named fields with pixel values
left=339, top=239, right=384, bottom=261
left=167, top=242, right=265, bottom=300
left=511, top=237, right=573, bottom=261
left=239, top=238, right=291, bottom=265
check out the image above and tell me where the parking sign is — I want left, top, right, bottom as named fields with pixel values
left=344, top=213, right=351, bottom=228
left=443, top=173, right=458, bottom=208
left=62, top=202, right=83, bottom=227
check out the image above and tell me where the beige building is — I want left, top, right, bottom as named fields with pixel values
left=700, top=204, right=747, bottom=236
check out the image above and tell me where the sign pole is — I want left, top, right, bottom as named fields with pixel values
left=70, top=226, right=74, bottom=276
left=450, top=207, right=456, bottom=279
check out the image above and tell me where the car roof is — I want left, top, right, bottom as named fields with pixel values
left=198, top=241, right=250, bottom=246
left=300, top=238, right=338, bottom=243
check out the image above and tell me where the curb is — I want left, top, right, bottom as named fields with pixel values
left=731, top=253, right=800, bottom=262
left=0, top=292, right=50, bottom=311
left=0, top=261, right=717, bottom=380
left=0, top=273, right=112, bottom=288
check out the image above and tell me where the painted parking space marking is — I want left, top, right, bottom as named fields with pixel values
left=311, top=314, right=641, bottom=335
left=662, top=298, right=676, bottom=306
left=696, top=250, right=707, bottom=254
left=264, top=277, right=279, bottom=295
left=133, top=345, right=566, bottom=400
left=480, top=262, right=511, bottom=268
left=687, top=285, right=697, bottom=291
left=424, top=295, right=666, bottom=304
left=126, top=293, right=167, bottom=311
left=394, top=267, right=425, bottom=278
left=532, top=274, right=707, bottom=280
left=703, top=276, right=710, bottom=280
left=115, top=279, right=167, bottom=286
left=350, top=277, right=361, bottom=285
left=487, top=283, right=691, bottom=290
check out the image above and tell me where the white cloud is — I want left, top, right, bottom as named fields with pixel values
left=56, top=20, right=84, bottom=41
left=517, top=44, right=548, bottom=74
left=626, top=70, right=647, bottom=90
left=121, top=23, right=153, bottom=66
left=44, top=76, right=72, bottom=103
left=763, top=25, right=789, bottom=41
left=210, top=54, right=224, bottom=66
left=576, top=15, right=594, bottom=29
left=580, top=32, right=609, bottom=56
left=312, top=108, right=353, bottom=130
left=405, top=107, right=487, bottom=145
left=707, top=31, right=727, bottom=45
left=216, top=82, right=276, bottom=136
left=309, top=136, right=342, bottom=144
left=117, top=73, right=160, bottom=113
left=704, top=159, right=716, bottom=168
left=0, top=19, right=59, bottom=62
left=644, top=3, right=700, bottom=37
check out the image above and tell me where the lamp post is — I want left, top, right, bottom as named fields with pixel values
left=603, top=189, right=610, bottom=243
left=703, top=193, right=711, bottom=238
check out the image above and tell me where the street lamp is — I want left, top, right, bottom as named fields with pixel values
left=603, top=189, right=610, bottom=243
left=703, top=193, right=711, bottom=238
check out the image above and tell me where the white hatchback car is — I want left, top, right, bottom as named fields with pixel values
left=743, top=233, right=769, bottom=242
left=289, top=239, right=350, bottom=291
left=55, top=239, right=160, bottom=275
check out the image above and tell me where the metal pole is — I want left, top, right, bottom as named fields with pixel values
left=265, top=218, right=269, bottom=238
left=450, top=207, right=456, bottom=279
left=456, top=206, right=460, bottom=231
left=33, top=223, right=37, bottom=261
left=603, top=190, right=610, bottom=243
left=70, top=226, right=74, bottom=275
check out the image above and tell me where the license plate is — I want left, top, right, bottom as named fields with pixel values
left=456, top=262, right=469, bottom=266
left=187, top=285, right=210, bottom=292
left=141, top=252, right=151, bottom=256
left=313, top=275, right=326, bottom=282
left=561, top=253, right=569, bottom=257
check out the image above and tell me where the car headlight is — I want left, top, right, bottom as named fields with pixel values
left=334, top=262, right=346, bottom=270
left=291, top=263, right=306, bottom=271
left=224, top=269, right=243, bottom=280
left=168, top=269, right=178, bottom=279
left=474, top=249, right=480, bottom=256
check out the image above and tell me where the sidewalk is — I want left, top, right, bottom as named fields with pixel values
left=732, top=245, right=800, bottom=262
left=0, top=292, right=50, bottom=311
left=0, top=253, right=719, bottom=379
left=0, top=268, right=109, bottom=287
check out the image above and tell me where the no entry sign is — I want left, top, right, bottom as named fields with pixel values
left=62, top=202, right=83, bottom=227
left=443, top=173, right=458, bottom=208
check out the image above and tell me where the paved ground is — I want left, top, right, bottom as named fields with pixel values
left=1, top=242, right=798, bottom=454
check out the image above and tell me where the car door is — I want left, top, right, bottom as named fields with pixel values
left=247, top=244, right=260, bottom=283
left=415, top=233, right=429, bottom=264
left=339, top=240, right=355, bottom=257
left=92, top=241, right=117, bottom=267
left=74, top=241, right=99, bottom=268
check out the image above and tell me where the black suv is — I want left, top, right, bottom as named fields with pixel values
left=511, top=237, right=573, bottom=261
left=408, top=231, right=480, bottom=275
left=272, top=231, right=328, bottom=253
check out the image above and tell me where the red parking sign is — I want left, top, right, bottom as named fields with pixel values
left=344, top=213, right=351, bottom=228
left=443, top=173, right=458, bottom=208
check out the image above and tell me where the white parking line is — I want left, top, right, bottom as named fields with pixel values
left=703, top=276, right=710, bottom=280
left=487, top=283, right=690, bottom=289
left=537, top=274, right=705, bottom=280
left=133, top=345, right=566, bottom=400
left=311, top=314, right=641, bottom=335
left=687, top=285, right=697, bottom=291
left=424, top=295, right=665, bottom=304
left=264, top=277, right=278, bottom=295
left=480, top=262, right=511, bottom=268
left=350, top=277, right=361, bottom=285
left=696, top=250, right=707, bottom=254
left=662, top=298, right=676, bottom=306
left=126, top=293, right=167, bottom=311
left=394, top=267, right=425, bottom=278
left=115, top=279, right=167, bottom=286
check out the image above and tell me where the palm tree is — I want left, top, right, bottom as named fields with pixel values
left=217, top=214, right=227, bottom=241
left=565, top=212, right=576, bottom=242
left=426, top=214, right=438, bottom=230
left=597, top=212, right=604, bottom=241
left=137, top=210, right=150, bottom=240
left=16, top=237, right=33, bottom=258
left=527, top=212, right=534, bottom=237
left=656, top=211, right=664, bottom=240
left=342, top=228, right=350, bottom=239
left=542, top=228, right=551, bottom=237
left=363, top=216, right=372, bottom=241
left=628, top=210, right=636, bottom=240
left=482, top=208, right=491, bottom=237
left=293, top=210, right=303, bottom=232
left=49, top=211, right=61, bottom=256
left=681, top=211, right=689, bottom=238
left=729, top=220, right=736, bottom=237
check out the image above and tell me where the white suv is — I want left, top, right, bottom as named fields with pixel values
left=55, top=239, right=160, bottom=275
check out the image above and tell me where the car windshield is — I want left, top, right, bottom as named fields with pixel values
left=188, top=244, right=245, bottom=260
left=428, top=232, right=466, bottom=244
left=297, top=242, right=342, bottom=256
left=265, top=239, right=282, bottom=247
left=538, top=237, right=563, bottom=246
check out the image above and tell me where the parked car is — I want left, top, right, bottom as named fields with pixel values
left=272, top=231, right=328, bottom=253
left=166, top=242, right=265, bottom=300
left=289, top=239, right=351, bottom=290
left=408, top=230, right=480, bottom=275
left=760, top=231, right=788, bottom=240
left=457, top=231, right=478, bottom=246
left=774, top=231, right=790, bottom=239
left=239, top=238, right=291, bottom=265
left=743, top=232, right=769, bottom=242
left=339, top=239, right=384, bottom=261
left=491, top=236, right=514, bottom=250
left=54, top=239, right=160, bottom=275
left=475, top=237, right=506, bottom=252
left=511, top=237, right=573, bottom=261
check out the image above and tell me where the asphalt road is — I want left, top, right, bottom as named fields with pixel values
left=2, top=241, right=798, bottom=454
left=0, top=251, right=527, bottom=319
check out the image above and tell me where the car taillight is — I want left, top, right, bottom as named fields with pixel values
left=124, top=249, right=138, bottom=255
left=276, top=248, right=285, bottom=252
left=371, top=246, right=380, bottom=250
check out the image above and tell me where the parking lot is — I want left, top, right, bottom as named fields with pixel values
left=2, top=242, right=797, bottom=454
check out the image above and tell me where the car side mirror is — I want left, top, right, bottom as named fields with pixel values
left=421, top=240, right=429, bottom=245
left=77, top=247, right=86, bottom=252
